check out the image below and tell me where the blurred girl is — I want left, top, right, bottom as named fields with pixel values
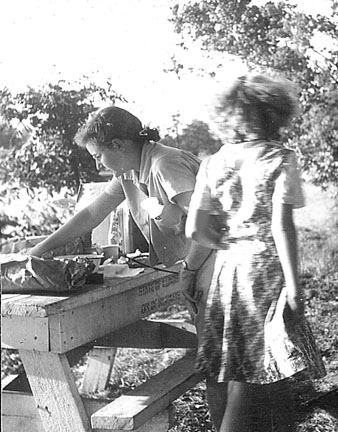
left=186, top=74, right=326, bottom=431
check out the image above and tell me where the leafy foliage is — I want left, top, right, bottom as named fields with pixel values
left=0, top=183, right=73, bottom=243
left=171, top=0, right=338, bottom=188
left=292, top=89, right=338, bottom=188
left=0, top=78, right=126, bottom=241
left=179, top=119, right=222, bottom=155
left=162, top=119, right=222, bottom=156
left=0, top=78, right=126, bottom=193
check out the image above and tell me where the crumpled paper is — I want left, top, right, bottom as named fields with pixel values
left=1, top=254, right=95, bottom=293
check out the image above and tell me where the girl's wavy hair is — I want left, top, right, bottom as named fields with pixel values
left=216, top=73, right=299, bottom=140
left=75, top=106, right=160, bottom=148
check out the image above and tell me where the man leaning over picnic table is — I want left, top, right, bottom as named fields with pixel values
left=28, top=105, right=227, bottom=430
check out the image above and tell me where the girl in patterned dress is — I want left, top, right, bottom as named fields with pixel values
left=186, top=74, right=326, bottom=431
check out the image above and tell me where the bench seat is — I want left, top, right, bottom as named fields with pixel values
left=91, top=350, right=203, bottom=431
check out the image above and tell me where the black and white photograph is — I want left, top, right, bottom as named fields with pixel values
left=1, top=1, right=337, bottom=431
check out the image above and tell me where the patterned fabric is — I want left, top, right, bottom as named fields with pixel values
left=192, top=140, right=326, bottom=384
left=272, top=151, right=305, bottom=208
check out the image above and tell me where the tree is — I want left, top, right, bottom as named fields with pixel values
left=0, top=78, right=126, bottom=193
left=161, top=118, right=222, bottom=155
left=171, top=0, right=338, bottom=188
left=179, top=119, right=222, bottom=156
left=161, top=133, right=178, bottom=149
left=291, top=89, right=338, bottom=186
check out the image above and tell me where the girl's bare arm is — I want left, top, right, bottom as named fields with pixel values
left=271, top=202, right=304, bottom=319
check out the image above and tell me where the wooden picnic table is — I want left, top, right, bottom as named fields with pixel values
left=1, top=263, right=201, bottom=432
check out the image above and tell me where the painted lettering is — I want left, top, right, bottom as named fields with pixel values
left=138, top=273, right=179, bottom=297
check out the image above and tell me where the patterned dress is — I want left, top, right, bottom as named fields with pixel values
left=189, top=140, right=326, bottom=384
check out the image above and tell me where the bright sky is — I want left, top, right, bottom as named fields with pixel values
left=0, top=0, right=333, bottom=132
left=0, top=0, right=244, bottom=132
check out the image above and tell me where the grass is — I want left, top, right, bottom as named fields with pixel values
left=2, top=182, right=338, bottom=431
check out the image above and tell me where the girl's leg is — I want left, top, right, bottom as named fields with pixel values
left=250, top=384, right=273, bottom=431
left=205, top=376, right=228, bottom=431
left=266, top=379, right=296, bottom=432
left=220, top=381, right=256, bottom=432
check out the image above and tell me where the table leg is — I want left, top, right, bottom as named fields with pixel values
left=81, top=347, right=117, bottom=394
left=19, top=349, right=91, bottom=432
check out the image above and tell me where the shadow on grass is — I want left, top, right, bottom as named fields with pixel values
left=303, top=389, right=338, bottom=419
left=295, top=388, right=338, bottom=432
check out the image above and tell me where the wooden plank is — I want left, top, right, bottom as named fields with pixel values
left=2, top=386, right=172, bottom=432
left=158, top=320, right=197, bottom=348
left=1, top=293, right=67, bottom=318
left=2, top=390, right=46, bottom=432
left=8, top=294, right=68, bottom=309
left=2, top=315, right=49, bottom=350
left=1, top=264, right=183, bottom=318
left=1, top=293, right=25, bottom=301
left=152, top=319, right=196, bottom=334
left=92, top=319, right=197, bottom=349
left=91, top=351, right=203, bottom=430
left=19, top=349, right=91, bottom=432
left=2, top=373, right=107, bottom=415
left=66, top=343, right=95, bottom=368
left=80, top=319, right=197, bottom=397
left=2, top=266, right=184, bottom=351
left=96, top=320, right=164, bottom=348
left=49, top=271, right=182, bottom=353
left=2, top=388, right=106, bottom=432
left=115, top=408, right=174, bottom=432
left=81, top=319, right=196, bottom=396
left=1, top=265, right=185, bottom=352
left=45, top=265, right=182, bottom=316
left=81, top=347, right=117, bottom=394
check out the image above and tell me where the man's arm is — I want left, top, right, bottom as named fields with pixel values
left=29, top=191, right=124, bottom=257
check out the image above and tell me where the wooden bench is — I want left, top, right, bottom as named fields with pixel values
left=85, top=320, right=200, bottom=430
left=2, top=373, right=105, bottom=432
left=92, top=350, right=202, bottom=431
left=2, top=181, right=202, bottom=431
left=2, top=351, right=202, bottom=432
left=2, top=319, right=202, bottom=432
left=81, top=318, right=197, bottom=393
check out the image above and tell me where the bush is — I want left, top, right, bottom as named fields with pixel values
left=0, top=183, right=73, bottom=247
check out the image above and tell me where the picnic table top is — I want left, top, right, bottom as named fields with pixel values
left=1, top=263, right=185, bottom=353
left=1, top=263, right=181, bottom=318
